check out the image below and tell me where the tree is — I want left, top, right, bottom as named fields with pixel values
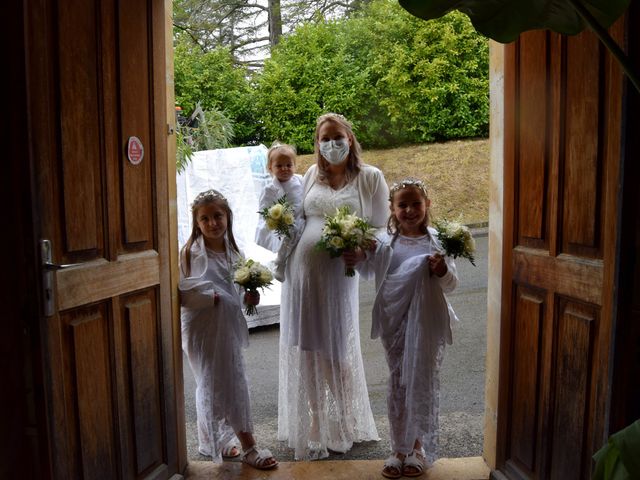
left=173, top=0, right=367, bottom=66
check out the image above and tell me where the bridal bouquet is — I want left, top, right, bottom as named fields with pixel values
left=432, top=218, right=476, bottom=266
left=233, top=258, right=273, bottom=315
left=258, top=195, right=295, bottom=239
left=316, top=206, right=377, bottom=277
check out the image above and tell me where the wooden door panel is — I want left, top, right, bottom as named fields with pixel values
left=26, top=0, right=178, bottom=477
left=549, top=298, right=598, bottom=480
left=61, top=305, right=118, bottom=480
left=563, top=34, right=603, bottom=257
left=499, top=19, right=624, bottom=480
left=517, top=32, right=548, bottom=247
left=58, top=0, right=105, bottom=258
left=122, top=289, right=165, bottom=475
left=507, top=286, right=545, bottom=476
left=119, top=0, right=154, bottom=248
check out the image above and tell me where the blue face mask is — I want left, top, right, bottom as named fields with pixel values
left=319, top=139, right=349, bottom=165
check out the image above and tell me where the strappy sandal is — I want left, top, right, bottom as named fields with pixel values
left=381, top=455, right=403, bottom=479
left=402, top=449, right=426, bottom=477
left=221, top=444, right=240, bottom=459
left=242, top=445, right=278, bottom=470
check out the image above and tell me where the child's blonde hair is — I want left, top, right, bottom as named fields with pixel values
left=180, top=189, right=240, bottom=277
left=267, top=141, right=297, bottom=173
left=387, top=178, right=431, bottom=236
left=314, top=113, right=362, bottom=184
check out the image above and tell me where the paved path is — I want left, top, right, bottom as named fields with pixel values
left=183, top=231, right=488, bottom=462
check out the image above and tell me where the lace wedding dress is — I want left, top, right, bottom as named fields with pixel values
left=278, top=180, right=379, bottom=460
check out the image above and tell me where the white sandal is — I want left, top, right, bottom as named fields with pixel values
left=221, top=444, right=240, bottom=459
left=242, top=445, right=278, bottom=470
left=381, top=455, right=403, bottom=479
left=403, top=449, right=426, bottom=477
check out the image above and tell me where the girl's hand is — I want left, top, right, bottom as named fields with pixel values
left=244, top=290, right=260, bottom=306
left=342, top=247, right=366, bottom=268
left=428, top=253, right=447, bottom=277
left=366, top=239, right=377, bottom=253
left=213, top=291, right=220, bottom=306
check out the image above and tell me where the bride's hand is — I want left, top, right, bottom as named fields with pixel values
left=342, top=247, right=366, bottom=267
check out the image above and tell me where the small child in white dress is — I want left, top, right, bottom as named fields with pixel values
left=179, top=189, right=278, bottom=470
left=355, top=178, right=458, bottom=478
left=255, top=142, right=304, bottom=281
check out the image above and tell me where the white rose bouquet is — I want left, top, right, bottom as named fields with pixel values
left=233, top=258, right=273, bottom=315
left=432, top=218, right=476, bottom=266
left=315, top=206, right=377, bottom=277
left=258, top=195, right=296, bottom=239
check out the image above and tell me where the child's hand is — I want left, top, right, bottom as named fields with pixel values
left=366, top=239, right=377, bottom=253
left=244, top=290, right=260, bottom=306
left=342, top=247, right=366, bottom=268
left=213, top=291, right=220, bottom=306
left=427, top=253, right=447, bottom=277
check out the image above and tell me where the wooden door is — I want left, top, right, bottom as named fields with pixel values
left=25, top=0, right=181, bottom=478
left=496, top=21, right=624, bottom=480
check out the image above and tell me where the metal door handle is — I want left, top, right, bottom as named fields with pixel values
left=43, top=261, right=82, bottom=271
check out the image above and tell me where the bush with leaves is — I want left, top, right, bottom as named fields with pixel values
left=362, top=2, right=489, bottom=142
left=176, top=105, right=235, bottom=173
left=254, top=20, right=376, bottom=152
left=174, top=38, right=260, bottom=145
left=254, top=0, right=488, bottom=150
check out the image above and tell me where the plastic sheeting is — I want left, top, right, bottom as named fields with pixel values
left=176, top=145, right=282, bottom=323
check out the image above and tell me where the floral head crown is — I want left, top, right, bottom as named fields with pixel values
left=317, top=112, right=350, bottom=127
left=389, top=178, right=429, bottom=201
left=191, top=189, right=227, bottom=210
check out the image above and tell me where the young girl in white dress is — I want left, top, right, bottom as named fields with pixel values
left=278, top=113, right=388, bottom=460
left=179, top=189, right=278, bottom=470
left=255, top=142, right=304, bottom=281
left=356, top=179, right=458, bottom=478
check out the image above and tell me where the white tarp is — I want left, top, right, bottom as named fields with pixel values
left=176, top=145, right=282, bottom=324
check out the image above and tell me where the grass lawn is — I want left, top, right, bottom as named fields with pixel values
left=297, top=137, right=490, bottom=226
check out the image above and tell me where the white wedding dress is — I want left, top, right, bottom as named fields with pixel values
left=278, top=180, right=379, bottom=460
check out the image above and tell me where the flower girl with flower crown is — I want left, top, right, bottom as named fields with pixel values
left=354, top=178, right=459, bottom=479
left=255, top=142, right=305, bottom=281
left=179, top=189, right=277, bottom=470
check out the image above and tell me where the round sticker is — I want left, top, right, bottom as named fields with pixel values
left=127, top=136, right=144, bottom=165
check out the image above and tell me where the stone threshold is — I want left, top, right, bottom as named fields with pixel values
left=185, top=456, right=490, bottom=479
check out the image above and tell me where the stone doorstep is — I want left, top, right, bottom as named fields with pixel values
left=185, top=456, right=490, bottom=480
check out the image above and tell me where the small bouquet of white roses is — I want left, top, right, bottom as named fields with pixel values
left=258, top=195, right=295, bottom=239
left=432, top=218, right=476, bottom=266
left=233, top=258, right=274, bottom=315
left=315, top=206, right=377, bottom=277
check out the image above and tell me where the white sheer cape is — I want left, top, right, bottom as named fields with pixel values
left=365, top=231, right=458, bottom=461
left=179, top=236, right=252, bottom=462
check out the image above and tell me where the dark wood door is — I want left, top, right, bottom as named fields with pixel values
left=496, top=21, right=624, bottom=480
left=25, top=0, right=181, bottom=478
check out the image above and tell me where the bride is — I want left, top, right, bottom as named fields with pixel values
left=278, top=113, right=389, bottom=460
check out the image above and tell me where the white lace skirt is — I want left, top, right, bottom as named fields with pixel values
left=278, top=216, right=379, bottom=459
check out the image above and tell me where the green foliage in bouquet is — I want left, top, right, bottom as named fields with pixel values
left=315, top=206, right=377, bottom=276
left=433, top=218, right=476, bottom=266
left=258, top=195, right=295, bottom=239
